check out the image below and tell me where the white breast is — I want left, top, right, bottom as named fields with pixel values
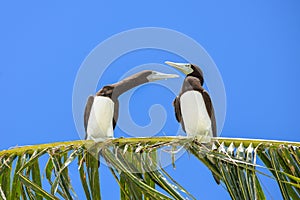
left=180, top=91, right=212, bottom=141
left=86, top=96, right=114, bottom=142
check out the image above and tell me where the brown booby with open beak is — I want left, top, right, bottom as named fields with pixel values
left=84, top=70, right=179, bottom=142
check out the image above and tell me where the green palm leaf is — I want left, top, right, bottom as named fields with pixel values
left=0, top=137, right=299, bottom=199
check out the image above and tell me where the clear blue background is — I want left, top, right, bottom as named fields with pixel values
left=1, top=1, right=300, bottom=199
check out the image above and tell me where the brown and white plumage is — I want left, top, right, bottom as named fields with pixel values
left=165, top=61, right=217, bottom=139
left=174, top=76, right=217, bottom=139
left=166, top=61, right=220, bottom=184
left=84, top=70, right=178, bottom=142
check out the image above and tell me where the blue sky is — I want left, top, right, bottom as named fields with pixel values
left=1, top=1, right=300, bottom=199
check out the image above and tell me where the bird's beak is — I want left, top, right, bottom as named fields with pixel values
left=147, top=71, right=179, bottom=82
left=165, top=61, right=193, bottom=75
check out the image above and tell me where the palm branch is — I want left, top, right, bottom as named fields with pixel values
left=0, top=137, right=299, bottom=200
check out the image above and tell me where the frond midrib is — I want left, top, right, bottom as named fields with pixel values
left=0, top=136, right=299, bottom=156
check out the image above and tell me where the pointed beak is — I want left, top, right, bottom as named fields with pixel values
left=165, top=61, right=193, bottom=75
left=147, top=71, right=179, bottom=82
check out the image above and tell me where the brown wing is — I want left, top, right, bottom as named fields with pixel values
left=113, top=99, right=119, bottom=129
left=173, top=96, right=182, bottom=123
left=84, top=95, right=94, bottom=138
left=173, top=96, right=187, bottom=132
left=202, top=90, right=217, bottom=137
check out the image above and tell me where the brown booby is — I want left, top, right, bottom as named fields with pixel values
left=166, top=61, right=220, bottom=184
left=84, top=70, right=179, bottom=142
left=165, top=61, right=216, bottom=140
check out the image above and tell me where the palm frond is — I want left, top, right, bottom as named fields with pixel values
left=0, top=137, right=299, bottom=199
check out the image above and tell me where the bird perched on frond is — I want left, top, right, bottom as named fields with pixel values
left=84, top=70, right=179, bottom=142
left=165, top=61, right=220, bottom=184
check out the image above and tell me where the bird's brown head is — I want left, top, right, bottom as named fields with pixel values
left=165, top=61, right=204, bottom=85
left=96, top=70, right=178, bottom=98
left=96, top=85, right=114, bottom=97
left=116, top=70, right=179, bottom=85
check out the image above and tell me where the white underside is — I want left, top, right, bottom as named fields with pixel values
left=180, top=91, right=212, bottom=142
left=86, top=96, right=114, bottom=142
